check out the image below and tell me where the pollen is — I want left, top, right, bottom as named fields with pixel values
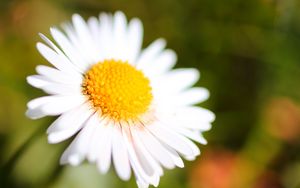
left=82, top=59, right=153, bottom=121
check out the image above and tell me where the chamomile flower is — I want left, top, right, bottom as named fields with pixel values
left=26, top=11, right=215, bottom=188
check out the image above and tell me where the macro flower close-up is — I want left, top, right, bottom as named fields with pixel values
left=2, top=0, right=300, bottom=188
left=25, top=11, right=214, bottom=187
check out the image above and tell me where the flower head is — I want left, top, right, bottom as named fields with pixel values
left=26, top=11, right=215, bottom=187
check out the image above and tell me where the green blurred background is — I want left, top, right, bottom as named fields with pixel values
left=1, top=0, right=300, bottom=187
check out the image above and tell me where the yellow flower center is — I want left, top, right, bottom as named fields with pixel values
left=82, top=59, right=153, bottom=121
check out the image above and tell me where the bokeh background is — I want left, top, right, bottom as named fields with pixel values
left=1, top=0, right=300, bottom=187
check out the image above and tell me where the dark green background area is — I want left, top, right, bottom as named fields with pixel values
left=1, top=0, right=300, bottom=187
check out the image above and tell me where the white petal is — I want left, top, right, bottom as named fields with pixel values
left=112, top=11, right=127, bottom=60
left=87, top=17, right=102, bottom=59
left=134, top=125, right=178, bottom=169
left=162, top=87, right=209, bottom=107
left=122, top=125, right=158, bottom=186
left=157, top=124, right=201, bottom=158
left=127, top=18, right=143, bottom=63
left=71, top=14, right=98, bottom=62
left=175, top=128, right=207, bottom=145
left=87, top=16, right=100, bottom=40
left=60, top=113, right=98, bottom=165
left=98, top=13, right=113, bottom=60
left=131, top=127, right=163, bottom=176
left=157, top=106, right=214, bottom=131
left=126, top=124, right=161, bottom=186
left=87, top=117, right=106, bottom=162
left=40, top=83, right=82, bottom=95
left=136, top=38, right=166, bottom=68
left=175, top=107, right=215, bottom=123
left=182, top=140, right=200, bottom=158
left=147, top=122, right=194, bottom=157
left=142, top=49, right=177, bottom=77
left=185, top=155, right=196, bottom=161
left=180, top=121, right=212, bottom=131
left=177, top=122, right=212, bottom=131
left=62, top=24, right=95, bottom=65
left=26, top=95, right=86, bottom=119
left=36, top=65, right=82, bottom=85
left=46, top=103, right=90, bottom=133
left=28, top=74, right=81, bottom=97
left=112, top=124, right=131, bottom=181
left=27, top=75, right=52, bottom=88
left=36, top=42, right=82, bottom=75
left=72, top=14, right=93, bottom=49
left=137, top=180, right=149, bottom=188
left=174, top=87, right=209, bottom=106
left=27, top=96, right=52, bottom=109
left=96, top=122, right=114, bottom=174
left=159, top=142, right=185, bottom=168
left=50, top=27, right=89, bottom=72
left=48, top=130, right=78, bottom=145
left=47, top=103, right=93, bottom=143
left=152, top=68, right=200, bottom=95
left=39, top=33, right=62, bottom=53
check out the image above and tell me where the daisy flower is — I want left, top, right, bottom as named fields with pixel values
left=26, top=11, right=215, bottom=188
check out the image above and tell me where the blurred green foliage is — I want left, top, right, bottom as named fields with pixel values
left=1, top=0, right=300, bottom=187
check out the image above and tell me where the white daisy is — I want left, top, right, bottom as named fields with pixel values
left=26, top=11, right=215, bottom=188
